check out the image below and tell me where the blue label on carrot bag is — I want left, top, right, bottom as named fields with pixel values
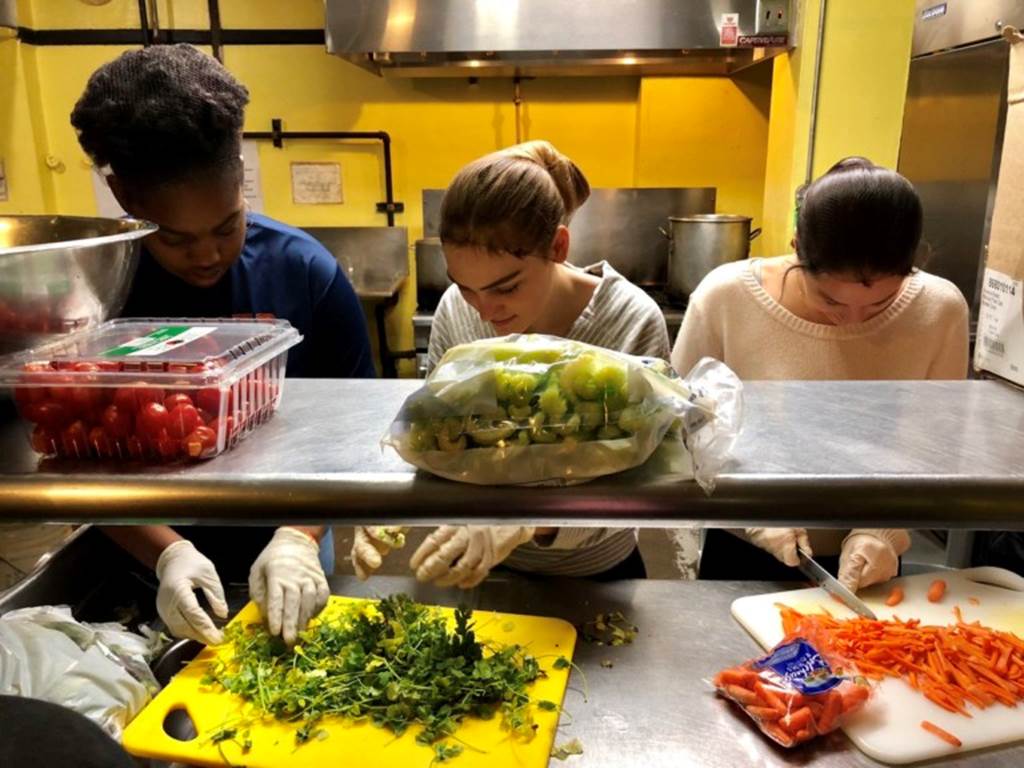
left=753, top=638, right=842, bottom=695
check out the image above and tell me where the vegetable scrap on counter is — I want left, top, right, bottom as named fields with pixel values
left=578, top=611, right=638, bottom=646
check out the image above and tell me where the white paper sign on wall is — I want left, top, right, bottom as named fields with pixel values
left=290, top=162, right=343, bottom=205
left=241, top=139, right=264, bottom=213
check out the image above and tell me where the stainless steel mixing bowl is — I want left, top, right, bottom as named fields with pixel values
left=0, top=215, right=156, bottom=355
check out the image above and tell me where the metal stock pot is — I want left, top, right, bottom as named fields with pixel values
left=665, top=214, right=761, bottom=302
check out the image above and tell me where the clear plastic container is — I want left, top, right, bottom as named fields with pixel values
left=0, top=318, right=301, bottom=462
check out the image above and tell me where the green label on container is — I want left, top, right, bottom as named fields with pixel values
left=102, top=326, right=216, bottom=357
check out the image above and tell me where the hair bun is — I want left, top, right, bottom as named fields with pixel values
left=501, top=141, right=591, bottom=217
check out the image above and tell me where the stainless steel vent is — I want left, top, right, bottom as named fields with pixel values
left=326, top=0, right=791, bottom=77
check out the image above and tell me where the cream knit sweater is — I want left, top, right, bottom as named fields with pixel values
left=671, top=257, right=970, bottom=380
left=672, top=257, right=970, bottom=557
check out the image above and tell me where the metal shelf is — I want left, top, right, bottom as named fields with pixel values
left=1, top=379, right=1023, bottom=526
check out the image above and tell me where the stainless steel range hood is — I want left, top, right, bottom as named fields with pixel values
left=325, top=0, right=792, bottom=78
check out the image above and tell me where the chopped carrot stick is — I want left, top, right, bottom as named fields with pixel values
left=885, top=586, right=905, bottom=607
left=921, top=720, right=962, bottom=748
left=777, top=606, right=1024, bottom=720
left=928, top=579, right=947, bottom=603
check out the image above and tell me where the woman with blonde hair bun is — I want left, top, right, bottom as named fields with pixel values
left=353, top=141, right=671, bottom=587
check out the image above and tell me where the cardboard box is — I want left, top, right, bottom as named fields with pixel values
left=975, top=29, right=1024, bottom=386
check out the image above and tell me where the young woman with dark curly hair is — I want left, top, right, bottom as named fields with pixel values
left=70, top=44, right=371, bottom=647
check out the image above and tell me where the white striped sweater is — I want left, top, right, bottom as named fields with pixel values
left=427, top=261, right=670, bottom=576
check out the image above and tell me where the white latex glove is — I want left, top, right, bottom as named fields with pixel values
left=155, top=539, right=228, bottom=646
left=351, top=526, right=408, bottom=580
left=249, top=527, right=330, bottom=645
left=742, top=527, right=812, bottom=568
left=409, top=525, right=536, bottom=588
left=838, top=529, right=912, bottom=593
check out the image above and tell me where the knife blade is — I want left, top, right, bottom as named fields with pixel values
left=796, top=548, right=877, bottom=620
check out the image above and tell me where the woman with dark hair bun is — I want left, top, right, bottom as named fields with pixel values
left=70, top=45, right=375, bottom=648
left=672, top=158, right=969, bottom=590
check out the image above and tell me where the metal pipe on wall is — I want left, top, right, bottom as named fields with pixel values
left=147, top=0, right=160, bottom=44
left=805, top=0, right=828, bottom=183
left=207, top=0, right=223, bottom=62
left=243, top=119, right=411, bottom=376
left=243, top=119, right=404, bottom=226
left=136, top=0, right=151, bottom=46
left=514, top=77, right=523, bottom=144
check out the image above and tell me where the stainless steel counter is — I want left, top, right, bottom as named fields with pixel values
left=333, top=575, right=1023, bottom=768
left=1, top=379, right=1024, bottom=526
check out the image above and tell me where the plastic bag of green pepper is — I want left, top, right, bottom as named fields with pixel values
left=383, top=335, right=743, bottom=489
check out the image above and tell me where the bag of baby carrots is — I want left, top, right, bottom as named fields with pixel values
left=713, top=637, right=872, bottom=747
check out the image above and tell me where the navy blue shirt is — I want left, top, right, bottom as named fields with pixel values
left=121, top=213, right=375, bottom=379
left=120, top=214, right=371, bottom=580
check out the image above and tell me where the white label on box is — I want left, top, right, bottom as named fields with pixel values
left=241, top=140, right=264, bottom=213
left=975, top=266, right=1024, bottom=384
left=291, top=162, right=343, bottom=204
left=102, top=325, right=217, bottom=357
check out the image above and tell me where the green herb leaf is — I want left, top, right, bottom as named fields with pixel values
left=205, top=594, right=545, bottom=762
left=433, top=742, right=464, bottom=763
left=551, top=737, right=584, bottom=760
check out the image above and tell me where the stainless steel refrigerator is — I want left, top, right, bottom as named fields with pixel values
left=898, top=0, right=1024, bottom=332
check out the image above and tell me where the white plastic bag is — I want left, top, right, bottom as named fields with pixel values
left=0, top=605, right=162, bottom=739
left=383, top=334, right=742, bottom=489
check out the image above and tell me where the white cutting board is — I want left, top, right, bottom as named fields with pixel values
left=731, top=567, right=1024, bottom=764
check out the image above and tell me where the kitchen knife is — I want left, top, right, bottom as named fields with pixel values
left=796, top=548, right=878, bottom=620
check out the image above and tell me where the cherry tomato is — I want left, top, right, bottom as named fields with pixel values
left=196, top=407, right=214, bottom=425
left=60, top=420, right=90, bottom=458
left=182, top=425, right=218, bottom=458
left=149, top=429, right=180, bottom=461
left=13, top=384, right=47, bottom=411
left=209, top=415, right=236, bottom=439
left=26, top=401, right=71, bottom=430
left=164, top=393, right=194, bottom=411
left=113, top=385, right=165, bottom=412
left=100, top=404, right=134, bottom=438
left=88, top=426, right=116, bottom=459
left=30, top=425, right=58, bottom=455
left=167, top=403, right=202, bottom=440
left=125, top=435, right=147, bottom=460
left=196, top=387, right=226, bottom=415
left=138, top=402, right=169, bottom=436
left=47, top=376, right=76, bottom=408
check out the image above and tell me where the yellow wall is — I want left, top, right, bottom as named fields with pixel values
left=0, top=37, right=51, bottom=213
left=760, top=0, right=916, bottom=257
left=635, top=65, right=773, bottom=257
left=813, top=1, right=916, bottom=174
left=13, top=0, right=774, bottom=374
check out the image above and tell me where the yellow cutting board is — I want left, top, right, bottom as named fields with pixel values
left=123, top=596, right=577, bottom=768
